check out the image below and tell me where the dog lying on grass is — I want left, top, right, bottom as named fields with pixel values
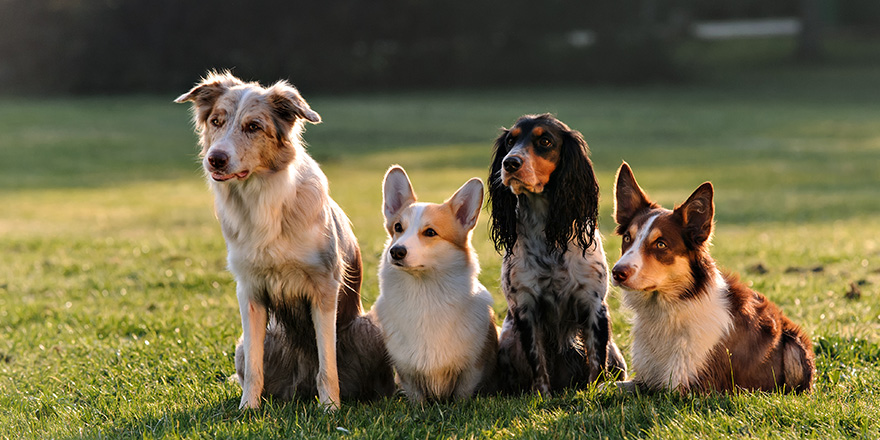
left=611, top=162, right=814, bottom=393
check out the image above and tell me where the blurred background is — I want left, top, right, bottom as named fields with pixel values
left=1, top=0, right=878, bottom=95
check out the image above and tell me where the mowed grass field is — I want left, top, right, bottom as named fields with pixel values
left=2, top=63, right=880, bottom=439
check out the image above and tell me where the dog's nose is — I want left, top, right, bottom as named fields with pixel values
left=502, top=156, right=523, bottom=173
left=207, top=150, right=229, bottom=170
left=611, top=264, right=632, bottom=284
left=389, top=245, right=407, bottom=261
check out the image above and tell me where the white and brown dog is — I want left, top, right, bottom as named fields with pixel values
left=611, top=162, right=814, bottom=393
left=176, top=72, right=393, bottom=409
left=374, top=166, right=498, bottom=402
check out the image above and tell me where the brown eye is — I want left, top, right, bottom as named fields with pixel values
left=423, top=228, right=437, bottom=237
left=210, top=117, right=222, bottom=127
left=656, top=240, right=667, bottom=249
left=538, top=138, right=552, bottom=148
left=246, top=122, right=261, bottom=133
left=506, top=136, right=515, bottom=147
left=622, top=233, right=631, bottom=243
left=394, top=223, right=403, bottom=233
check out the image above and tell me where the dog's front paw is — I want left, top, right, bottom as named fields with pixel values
left=533, top=379, right=552, bottom=397
left=239, top=392, right=261, bottom=410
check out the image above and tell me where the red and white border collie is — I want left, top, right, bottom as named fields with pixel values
left=610, top=162, right=814, bottom=393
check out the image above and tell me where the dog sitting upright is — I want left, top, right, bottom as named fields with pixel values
left=611, top=162, right=815, bottom=393
left=176, top=72, right=393, bottom=409
left=373, top=166, right=499, bottom=402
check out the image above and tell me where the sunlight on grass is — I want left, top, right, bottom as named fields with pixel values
left=2, top=65, right=880, bottom=438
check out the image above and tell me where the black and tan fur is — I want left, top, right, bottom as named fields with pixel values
left=488, top=114, right=627, bottom=395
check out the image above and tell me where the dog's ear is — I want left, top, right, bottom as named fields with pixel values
left=674, top=182, right=715, bottom=248
left=175, top=71, right=242, bottom=124
left=544, top=126, right=599, bottom=255
left=488, top=128, right=518, bottom=255
left=614, top=162, right=654, bottom=234
left=266, top=80, right=321, bottom=125
left=447, top=178, right=484, bottom=231
left=383, top=165, right=416, bottom=221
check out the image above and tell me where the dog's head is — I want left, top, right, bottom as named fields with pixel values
left=611, top=162, right=715, bottom=299
left=382, top=166, right=483, bottom=272
left=175, top=71, right=321, bottom=183
left=488, top=114, right=599, bottom=255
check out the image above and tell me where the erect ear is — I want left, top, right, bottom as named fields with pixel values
left=266, top=80, right=321, bottom=125
left=614, top=162, right=654, bottom=232
left=382, top=166, right=416, bottom=221
left=175, top=71, right=242, bottom=123
left=446, top=178, right=484, bottom=231
left=674, top=182, right=715, bottom=247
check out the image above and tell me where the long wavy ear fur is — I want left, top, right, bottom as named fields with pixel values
left=544, top=127, right=599, bottom=255
left=488, top=128, right=518, bottom=255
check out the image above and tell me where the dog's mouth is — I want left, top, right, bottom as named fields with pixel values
left=211, top=170, right=250, bottom=182
left=503, top=176, right=543, bottom=195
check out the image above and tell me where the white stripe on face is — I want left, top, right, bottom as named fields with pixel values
left=616, top=213, right=660, bottom=274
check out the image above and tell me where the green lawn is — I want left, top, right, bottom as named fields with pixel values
left=1, top=63, right=880, bottom=439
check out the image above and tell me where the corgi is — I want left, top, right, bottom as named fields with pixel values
left=373, top=166, right=499, bottom=402
left=610, top=162, right=814, bottom=393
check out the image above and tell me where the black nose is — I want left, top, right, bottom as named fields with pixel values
left=611, top=265, right=632, bottom=283
left=502, top=156, right=522, bottom=173
left=208, top=151, right=229, bottom=170
left=390, top=245, right=407, bottom=261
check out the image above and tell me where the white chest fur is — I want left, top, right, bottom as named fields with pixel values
left=624, top=272, right=733, bottom=390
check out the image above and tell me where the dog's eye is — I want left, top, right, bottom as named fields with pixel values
left=538, top=138, right=552, bottom=148
left=622, top=233, right=631, bottom=243
left=246, top=122, right=261, bottom=133
left=210, top=118, right=223, bottom=127
left=655, top=240, right=667, bottom=249
left=394, top=223, right=403, bottom=233
left=506, top=136, right=515, bottom=147
left=423, top=228, right=437, bottom=237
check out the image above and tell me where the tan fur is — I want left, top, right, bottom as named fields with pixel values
left=375, top=166, right=498, bottom=402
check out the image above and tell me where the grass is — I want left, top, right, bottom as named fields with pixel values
left=2, top=59, right=880, bottom=438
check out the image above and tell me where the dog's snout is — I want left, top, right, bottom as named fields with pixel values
left=389, top=245, right=407, bottom=261
left=208, top=150, right=229, bottom=170
left=611, top=264, right=633, bottom=284
left=502, top=156, right=523, bottom=173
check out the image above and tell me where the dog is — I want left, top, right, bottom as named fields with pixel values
left=175, top=71, right=393, bottom=409
left=611, top=162, right=815, bottom=393
left=373, top=166, right=499, bottom=402
left=488, top=114, right=627, bottom=395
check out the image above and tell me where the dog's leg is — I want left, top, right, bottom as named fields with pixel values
left=312, top=286, right=341, bottom=410
left=512, top=307, right=551, bottom=396
left=238, top=291, right=268, bottom=409
left=581, top=302, right=610, bottom=382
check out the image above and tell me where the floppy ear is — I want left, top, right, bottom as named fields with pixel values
left=544, top=127, right=599, bottom=254
left=266, top=80, right=321, bottom=125
left=382, top=166, right=417, bottom=221
left=174, top=71, right=242, bottom=125
left=613, top=162, right=655, bottom=234
left=446, top=178, right=484, bottom=231
left=674, top=182, right=714, bottom=248
left=488, top=128, right=518, bottom=255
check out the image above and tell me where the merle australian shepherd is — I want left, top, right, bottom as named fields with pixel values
left=489, top=114, right=627, bottom=395
left=176, top=72, right=393, bottom=409
left=611, top=162, right=814, bottom=393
